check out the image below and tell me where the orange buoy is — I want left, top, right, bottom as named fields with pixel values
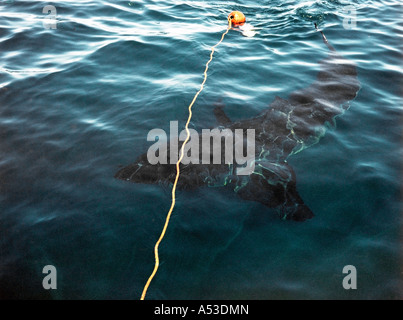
left=228, top=11, right=246, bottom=26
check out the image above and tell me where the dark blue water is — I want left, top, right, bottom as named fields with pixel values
left=0, top=0, right=402, bottom=299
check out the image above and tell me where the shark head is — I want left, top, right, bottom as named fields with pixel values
left=115, top=153, right=176, bottom=185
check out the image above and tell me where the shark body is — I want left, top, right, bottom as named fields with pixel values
left=115, top=27, right=360, bottom=221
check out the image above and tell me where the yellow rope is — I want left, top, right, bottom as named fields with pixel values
left=140, top=18, right=232, bottom=300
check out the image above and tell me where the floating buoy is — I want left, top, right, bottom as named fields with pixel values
left=228, top=11, right=256, bottom=37
left=228, top=11, right=246, bottom=26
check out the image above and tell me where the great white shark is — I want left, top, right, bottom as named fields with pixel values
left=115, top=25, right=360, bottom=221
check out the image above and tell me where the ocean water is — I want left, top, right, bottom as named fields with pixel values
left=0, top=0, right=402, bottom=299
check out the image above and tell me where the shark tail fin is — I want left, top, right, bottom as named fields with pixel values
left=314, top=23, right=335, bottom=52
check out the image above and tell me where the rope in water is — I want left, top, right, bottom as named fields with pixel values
left=140, top=17, right=232, bottom=300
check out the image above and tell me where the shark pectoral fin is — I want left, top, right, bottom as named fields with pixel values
left=280, top=189, right=314, bottom=222
left=213, top=103, right=232, bottom=126
left=280, top=175, right=314, bottom=222
left=285, top=203, right=314, bottom=222
left=235, top=161, right=314, bottom=222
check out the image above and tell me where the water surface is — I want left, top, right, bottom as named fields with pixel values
left=0, top=0, right=402, bottom=299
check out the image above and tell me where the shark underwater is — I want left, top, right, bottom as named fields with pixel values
left=115, top=25, right=360, bottom=222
